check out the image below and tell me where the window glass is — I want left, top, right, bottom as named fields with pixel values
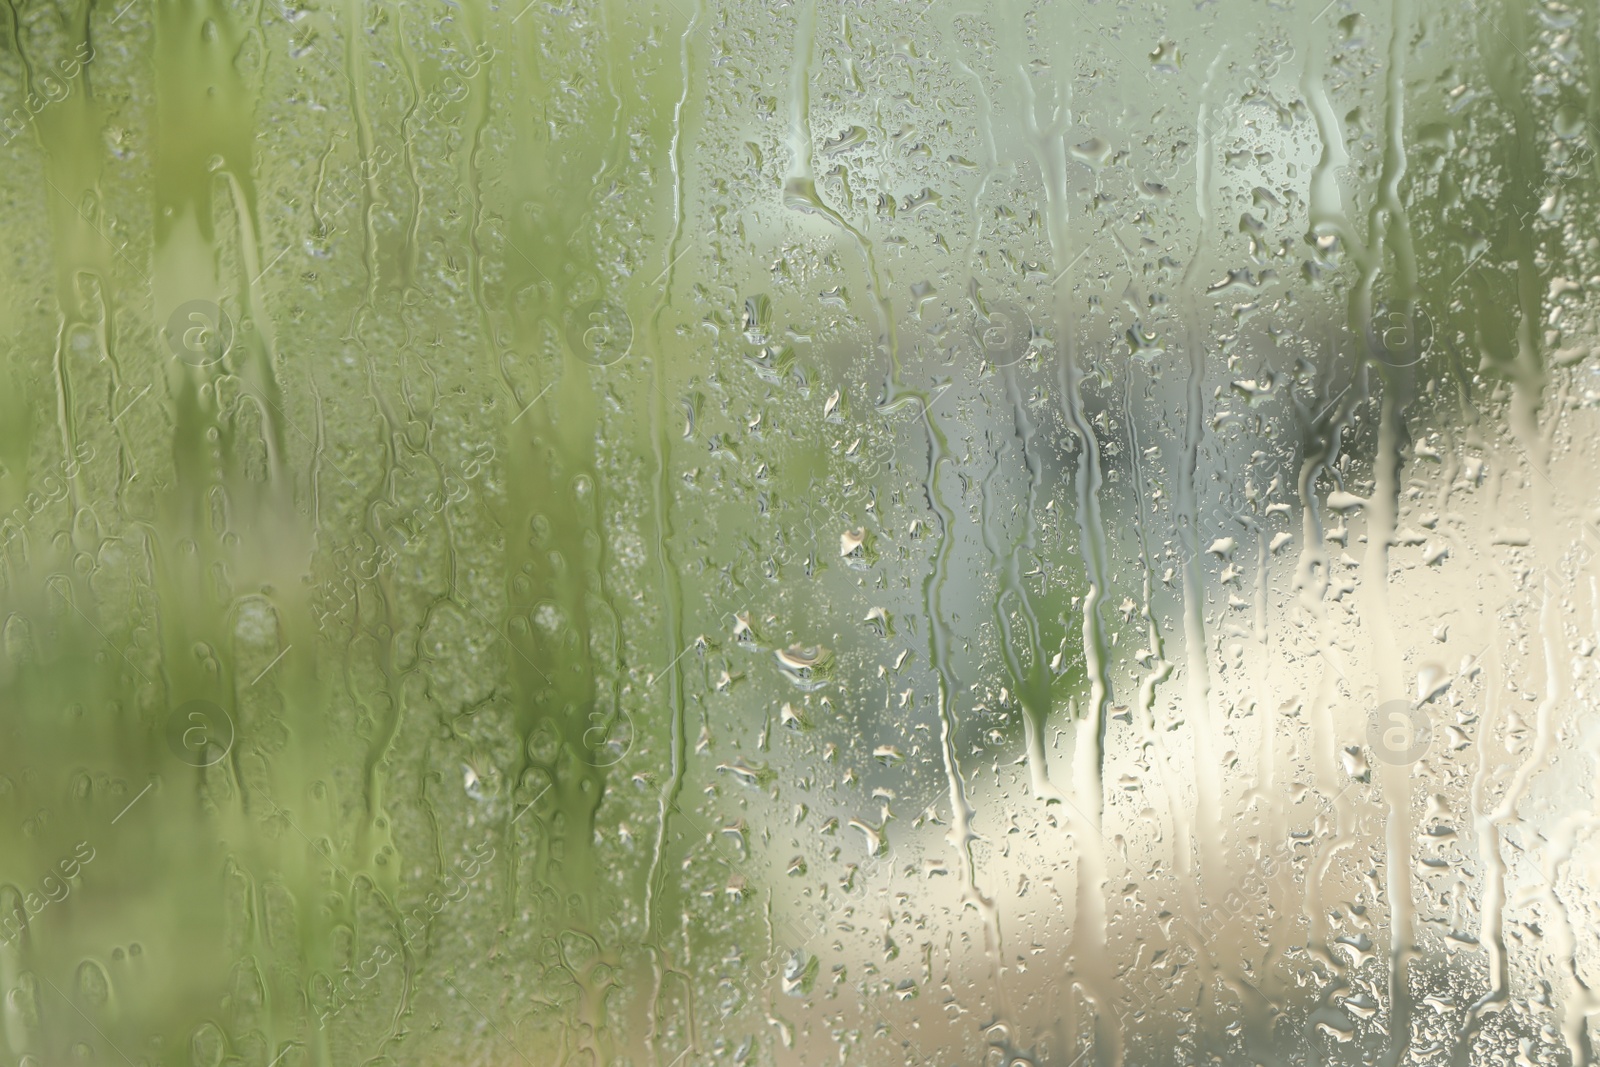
left=1, top=1, right=1597, bottom=1065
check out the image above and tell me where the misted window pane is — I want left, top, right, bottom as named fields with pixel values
left=2, top=1, right=1596, bottom=1065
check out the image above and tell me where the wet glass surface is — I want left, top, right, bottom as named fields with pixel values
left=2, top=0, right=1600, bottom=1064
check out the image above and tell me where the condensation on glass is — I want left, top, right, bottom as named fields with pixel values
left=0, top=0, right=1597, bottom=1065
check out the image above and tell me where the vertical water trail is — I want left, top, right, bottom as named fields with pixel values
left=780, top=4, right=900, bottom=384
left=896, top=66, right=1008, bottom=1043
left=1292, top=425, right=1367, bottom=1033
left=945, top=9, right=1046, bottom=814
left=1250, top=508, right=1273, bottom=803
left=592, top=0, right=627, bottom=199
left=1174, top=49, right=1227, bottom=965
left=1455, top=586, right=1566, bottom=1064
left=1354, top=4, right=1421, bottom=1062
left=1483, top=6, right=1575, bottom=1052
left=332, top=0, right=410, bottom=888
left=943, top=15, right=1053, bottom=1035
left=801, top=6, right=1011, bottom=1027
left=1044, top=209, right=1182, bottom=1048
left=340, top=0, right=381, bottom=321
left=1456, top=644, right=1509, bottom=1067
left=938, top=12, right=999, bottom=282
left=1240, top=499, right=1290, bottom=1034
left=1007, top=18, right=1115, bottom=1049
left=1296, top=33, right=1386, bottom=1003
left=36, top=59, right=97, bottom=519
left=643, top=5, right=698, bottom=1063
left=390, top=11, right=424, bottom=291
left=354, top=350, right=405, bottom=875
left=1454, top=5, right=1564, bottom=1054
left=219, top=170, right=290, bottom=487
left=782, top=3, right=1002, bottom=1006
left=1546, top=630, right=1600, bottom=1066
left=1527, top=706, right=1597, bottom=1066
left=1299, top=50, right=1371, bottom=277
left=1105, top=204, right=1195, bottom=946
left=1365, top=385, right=1415, bottom=1067
left=786, top=31, right=998, bottom=1026
left=785, top=0, right=816, bottom=193
left=1488, top=27, right=1549, bottom=458
left=948, top=2, right=1049, bottom=812
left=1124, top=379, right=1185, bottom=887
left=1012, top=52, right=1102, bottom=831
left=978, top=367, right=1066, bottom=807
left=919, top=400, right=1010, bottom=1026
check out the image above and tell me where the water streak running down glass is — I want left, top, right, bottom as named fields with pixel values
left=1, top=0, right=1598, bottom=1064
